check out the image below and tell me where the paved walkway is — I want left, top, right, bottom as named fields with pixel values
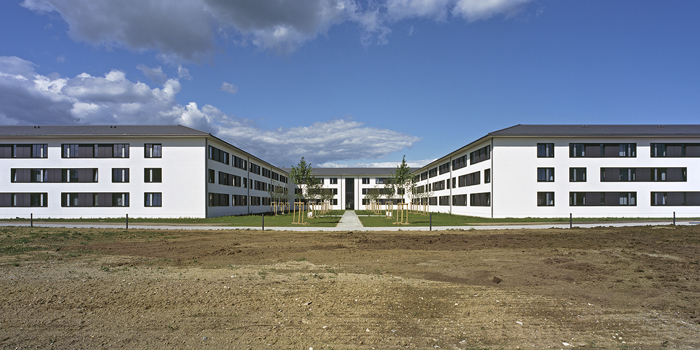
left=335, top=210, right=364, bottom=230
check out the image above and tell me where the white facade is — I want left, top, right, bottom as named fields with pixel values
left=0, top=126, right=290, bottom=219
left=311, top=169, right=398, bottom=210
left=414, top=125, right=700, bottom=218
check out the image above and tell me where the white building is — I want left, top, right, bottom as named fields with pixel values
left=3, top=124, right=700, bottom=219
left=0, top=125, right=289, bottom=219
left=413, top=124, right=700, bottom=218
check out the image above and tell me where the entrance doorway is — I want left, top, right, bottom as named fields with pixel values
left=345, top=178, right=354, bottom=209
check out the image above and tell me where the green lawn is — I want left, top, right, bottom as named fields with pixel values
left=3, top=210, right=345, bottom=227
left=357, top=210, right=687, bottom=227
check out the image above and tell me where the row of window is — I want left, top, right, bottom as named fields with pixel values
left=445, top=193, right=491, bottom=207
left=207, top=146, right=287, bottom=183
left=0, top=144, right=48, bottom=158
left=11, top=168, right=162, bottom=183
left=536, top=167, right=687, bottom=182
left=537, top=143, right=700, bottom=158
left=536, top=192, right=700, bottom=207
left=0, top=143, right=150, bottom=159
left=208, top=193, right=275, bottom=207
left=0, top=192, right=162, bottom=207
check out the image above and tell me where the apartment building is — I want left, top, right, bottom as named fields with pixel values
left=305, top=168, right=402, bottom=210
left=0, top=125, right=289, bottom=218
left=413, top=125, right=700, bottom=218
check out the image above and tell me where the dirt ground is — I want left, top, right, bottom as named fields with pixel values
left=1, top=224, right=699, bottom=349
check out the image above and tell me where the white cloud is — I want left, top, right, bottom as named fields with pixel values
left=0, top=56, right=420, bottom=166
left=177, top=65, right=192, bottom=80
left=22, top=0, right=535, bottom=61
left=220, top=82, right=238, bottom=94
left=137, top=64, right=168, bottom=84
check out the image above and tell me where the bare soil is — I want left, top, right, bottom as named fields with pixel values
left=1, top=225, right=699, bottom=349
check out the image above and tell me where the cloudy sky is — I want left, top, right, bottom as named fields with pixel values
left=1, top=1, right=699, bottom=168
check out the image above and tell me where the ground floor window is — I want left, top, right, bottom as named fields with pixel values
left=651, top=192, right=700, bottom=206
left=537, top=192, right=555, bottom=206
left=470, top=192, right=490, bottom=206
left=208, top=193, right=229, bottom=206
left=0, top=193, right=47, bottom=207
left=569, top=192, right=636, bottom=206
left=144, top=193, right=162, bottom=207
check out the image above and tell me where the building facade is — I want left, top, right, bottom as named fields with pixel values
left=413, top=125, right=700, bottom=218
left=0, top=125, right=288, bottom=219
left=3, top=124, right=700, bottom=219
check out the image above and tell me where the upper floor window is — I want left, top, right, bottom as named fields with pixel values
left=233, top=155, right=247, bottom=170
left=439, top=162, right=450, bottom=175
left=144, top=144, right=162, bottom=158
left=470, top=145, right=490, bottom=165
left=569, top=168, right=586, bottom=182
left=484, top=169, right=491, bottom=183
left=144, top=168, right=162, bottom=183
left=208, top=146, right=228, bottom=164
left=329, top=178, right=338, bottom=184
left=428, top=167, right=438, bottom=178
left=452, top=155, right=468, bottom=171
left=362, top=178, right=370, bottom=184
left=569, top=143, right=636, bottom=158
left=651, top=143, right=700, bottom=157
left=112, top=168, right=130, bottom=183
left=0, top=144, right=48, bottom=158
left=537, top=143, right=554, bottom=158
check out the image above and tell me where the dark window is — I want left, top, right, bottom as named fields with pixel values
left=144, top=144, right=162, bottom=158
left=651, top=143, right=700, bottom=157
left=537, top=192, right=555, bottom=206
left=470, top=192, right=490, bottom=206
left=112, top=168, right=130, bottom=183
left=458, top=171, right=480, bottom=187
left=0, top=193, right=47, bottom=207
left=537, top=168, right=554, bottom=182
left=144, top=193, right=162, bottom=207
left=60, top=169, right=98, bottom=183
left=420, top=172, right=428, bottom=181
left=432, top=180, right=445, bottom=191
left=452, top=155, right=468, bottom=170
left=61, top=144, right=94, bottom=158
left=208, top=193, right=229, bottom=206
left=208, top=169, right=215, bottom=183
left=330, top=178, right=338, bottom=184
left=439, top=162, right=450, bottom=175
left=537, top=143, right=554, bottom=157
left=569, top=192, right=636, bottom=206
left=428, top=167, right=438, bottom=178
left=484, top=169, right=491, bottom=183
left=600, top=168, right=686, bottom=182
left=249, top=163, right=261, bottom=175
left=61, top=193, right=128, bottom=207
left=470, top=145, right=490, bottom=165
left=362, top=178, right=370, bottom=184
left=651, top=192, right=700, bottom=206
left=208, top=146, right=229, bottom=164
left=439, top=196, right=450, bottom=206
left=219, top=171, right=236, bottom=186
left=570, top=143, right=636, bottom=158
left=233, top=195, right=248, bottom=206
left=569, top=168, right=587, bottom=182
left=144, top=168, right=162, bottom=183
left=7, top=144, right=48, bottom=158
left=233, top=155, right=247, bottom=170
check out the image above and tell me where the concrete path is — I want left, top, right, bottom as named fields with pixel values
left=335, top=210, right=364, bottom=230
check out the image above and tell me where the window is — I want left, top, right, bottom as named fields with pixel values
left=651, top=143, right=700, bottom=157
left=208, top=146, right=229, bottom=164
left=569, top=143, right=636, bottom=157
left=250, top=196, right=261, bottom=206
left=439, top=162, right=450, bottom=175
left=329, top=178, right=338, bottom=184
left=470, top=145, right=490, bottom=165
left=233, top=195, right=247, bottom=206
left=233, top=155, right=247, bottom=170
left=376, top=178, right=388, bottom=184
left=569, top=192, right=636, bottom=206
left=452, top=155, right=468, bottom=170
left=61, top=144, right=94, bottom=158
left=452, top=194, right=468, bottom=206
left=3, top=144, right=48, bottom=158
left=651, top=192, right=700, bottom=206
left=484, top=169, right=491, bottom=183
left=428, top=197, right=437, bottom=206
left=219, top=171, right=236, bottom=186
left=113, top=144, right=129, bottom=158
left=208, top=193, right=229, bottom=206
left=420, top=172, right=428, bottom=181
left=458, top=171, right=480, bottom=187
left=144, top=168, right=162, bottom=183
left=470, top=192, right=490, bottom=206
left=112, top=168, right=130, bottom=183
left=599, top=168, right=686, bottom=182
left=144, top=193, right=162, bottom=207
left=569, top=168, right=586, bottom=182
left=439, top=196, right=450, bottom=206
left=262, top=168, right=271, bottom=178
left=537, top=192, right=555, bottom=206
left=61, top=169, right=98, bottom=183
left=144, top=144, right=162, bottom=158
left=428, top=168, right=438, bottom=178
left=537, top=143, right=554, bottom=157
left=208, top=169, right=215, bottom=183
left=537, top=168, right=555, bottom=182
left=432, top=180, right=445, bottom=191
left=0, top=193, right=48, bottom=207
left=362, top=178, right=370, bottom=184
left=249, top=163, right=261, bottom=175
left=61, top=193, right=129, bottom=207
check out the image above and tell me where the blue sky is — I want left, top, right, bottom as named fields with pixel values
left=1, top=0, right=699, bottom=168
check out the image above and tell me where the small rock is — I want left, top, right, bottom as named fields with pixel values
left=562, top=342, right=570, bottom=346
left=516, top=321, right=523, bottom=325
left=491, top=276, right=502, bottom=284
left=203, top=337, right=207, bottom=340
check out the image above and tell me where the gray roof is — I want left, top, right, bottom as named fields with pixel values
left=282, top=167, right=403, bottom=176
left=0, top=125, right=209, bottom=137
left=489, top=124, right=700, bottom=137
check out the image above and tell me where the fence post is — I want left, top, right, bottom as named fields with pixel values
left=429, top=213, right=432, bottom=231
left=673, top=211, right=676, bottom=226
left=31, top=213, right=33, bottom=228
left=126, top=214, right=129, bottom=230
left=262, top=213, right=265, bottom=231
left=569, top=213, right=572, bottom=229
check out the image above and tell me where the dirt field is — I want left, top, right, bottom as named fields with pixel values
left=1, top=224, right=699, bottom=349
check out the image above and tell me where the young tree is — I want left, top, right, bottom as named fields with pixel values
left=290, top=157, right=321, bottom=202
left=385, top=155, right=414, bottom=205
